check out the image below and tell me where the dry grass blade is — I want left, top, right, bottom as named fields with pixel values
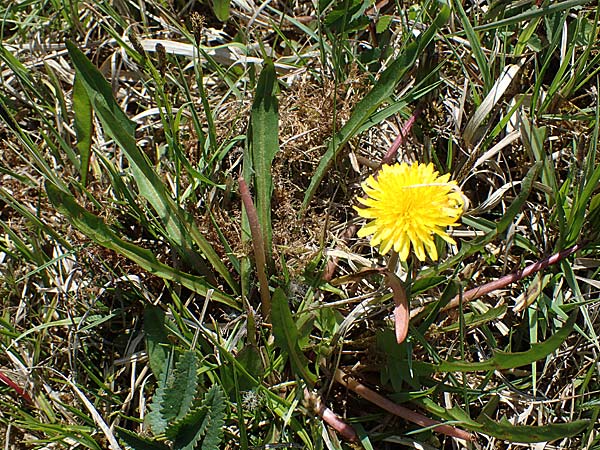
left=463, top=60, right=525, bottom=147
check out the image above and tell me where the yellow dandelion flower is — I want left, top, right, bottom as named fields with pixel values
left=354, top=162, right=464, bottom=261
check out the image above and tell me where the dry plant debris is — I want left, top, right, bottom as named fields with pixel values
left=0, top=1, right=599, bottom=449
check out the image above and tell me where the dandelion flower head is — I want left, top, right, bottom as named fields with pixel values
left=355, top=162, right=464, bottom=261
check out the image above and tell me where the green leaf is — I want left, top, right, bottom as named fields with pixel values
left=168, top=406, right=208, bottom=450
left=211, top=0, right=230, bottom=21
left=235, top=346, right=265, bottom=391
left=160, top=350, right=199, bottom=425
left=168, top=385, right=226, bottom=450
left=419, top=311, right=577, bottom=373
left=476, top=415, right=590, bottom=443
left=301, top=4, right=450, bottom=211
left=116, top=427, right=170, bottom=450
left=146, top=356, right=172, bottom=435
left=421, top=400, right=589, bottom=442
left=271, top=288, right=317, bottom=385
left=144, top=306, right=170, bottom=379
left=375, top=15, right=394, bottom=34
left=246, top=60, right=279, bottom=265
left=199, top=385, right=226, bottom=450
left=65, top=41, right=238, bottom=293
left=72, top=74, right=93, bottom=186
left=44, top=182, right=237, bottom=308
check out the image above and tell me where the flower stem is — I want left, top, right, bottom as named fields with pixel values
left=304, top=388, right=358, bottom=442
left=441, top=242, right=585, bottom=312
left=239, top=176, right=271, bottom=320
left=333, top=368, right=473, bottom=441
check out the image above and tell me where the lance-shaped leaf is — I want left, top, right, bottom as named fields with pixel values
left=477, top=415, right=589, bottom=443
left=416, top=311, right=577, bottom=373
left=301, top=4, right=450, bottom=211
left=45, top=182, right=237, bottom=308
left=271, top=288, right=317, bottom=385
left=246, top=61, right=279, bottom=266
left=421, top=400, right=589, bottom=442
left=65, top=41, right=238, bottom=293
left=72, top=74, right=93, bottom=185
left=144, top=306, right=171, bottom=379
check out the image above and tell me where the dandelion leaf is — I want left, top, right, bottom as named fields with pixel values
left=246, top=59, right=279, bottom=263
left=436, top=311, right=576, bottom=372
left=235, top=346, right=264, bottom=391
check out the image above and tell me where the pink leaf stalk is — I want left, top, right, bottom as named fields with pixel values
left=239, top=176, right=271, bottom=319
left=304, top=388, right=359, bottom=442
left=441, top=242, right=584, bottom=312
left=334, top=368, right=473, bottom=441
left=0, top=371, right=33, bottom=405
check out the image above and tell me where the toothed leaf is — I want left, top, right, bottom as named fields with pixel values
left=200, top=385, right=226, bottom=450
left=161, top=351, right=199, bottom=423
left=146, top=355, right=173, bottom=435
left=167, top=386, right=226, bottom=450
left=116, top=427, right=170, bottom=450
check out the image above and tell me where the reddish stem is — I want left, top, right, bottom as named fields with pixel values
left=239, top=176, right=271, bottom=320
left=0, top=371, right=33, bottom=405
left=304, top=388, right=359, bottom=442
left=334, top=368, right=473, bottom=441
left=381, top=105, right=423, bottom=166
left=441, top=242, right=583, bottom=312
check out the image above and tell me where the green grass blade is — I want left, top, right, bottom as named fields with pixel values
left=65, top=41, right=238, bottom=292
left=451, top=0, right=491, bottom=90
left=567, top=105, right=600, bottom=245
left=45, top=182, right=238, bottom=308
left=271, top=288, right=317, bottom=385
left=472, top=0, right=593, bottom=33
left=301, top=4, right=450, bottom=211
